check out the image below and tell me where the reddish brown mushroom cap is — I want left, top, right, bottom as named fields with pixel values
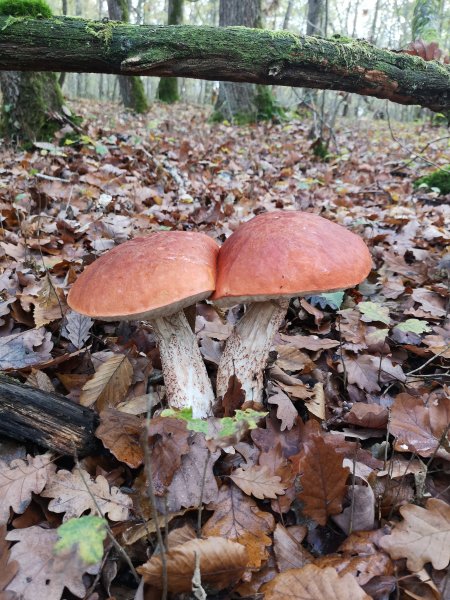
left=68, top=231, right=219, bottom=320
left=212, top=211, right=372, bottom=306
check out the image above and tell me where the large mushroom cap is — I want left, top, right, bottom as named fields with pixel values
left=68, top=231, right=219, bottom=321
left=212, top=211, right=372, bottom=307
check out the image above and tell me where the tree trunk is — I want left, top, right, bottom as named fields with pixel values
left=0, top=18, right=449, bottom=113
left=107, top=0, right=148, bottom=113
left=307, top=0, right=323, bottom=35
left=0, top=70, right=63, bottom=147
left=412, top=0, right=442, bottom=42
left=157, top=0, right=183, bottom=103
left=214, top=0, right=274, bottom=123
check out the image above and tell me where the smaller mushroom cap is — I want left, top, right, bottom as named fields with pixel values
left=212, top=211, right=372, bottom=307
left=68, top=232, right=219, bottom=321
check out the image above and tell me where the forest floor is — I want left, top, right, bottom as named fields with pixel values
left=0, top=100, right=449, bottom=600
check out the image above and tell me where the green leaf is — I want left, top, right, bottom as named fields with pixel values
left=394, top=319, right=431, bottom=334
left=54, top=516, right=107, bottom=565
left=161, top=408, right=268, bottom=438
left=358, top=301, right=391, bottom=325
left=321, top=292, right=345, bottom=309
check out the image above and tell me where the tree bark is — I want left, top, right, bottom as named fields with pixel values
left=107, top=0, right=148, bottom=113
left=157, top=0, right=183, bottom=103
left=214, top=0, right=262, bottom=122
left=306, top=0, right=323, bottom=35
left=0, top=18, right=449, bottom=112
left=0, top=376, right=99, bottom=456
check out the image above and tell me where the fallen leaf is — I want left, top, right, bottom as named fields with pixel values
left=298, top=435, right=349, bottom=526
left=0, top=525, right=18, bottom=594
left=0, top=453, right=56, bottom=524
left=153, top=433, right=220, bottom=512
left=54, top=515, right=107, bottom=566
left=202, top=484, right=274, bottom=569
left=390, top=393, right=450, bottom=460
left=275, top=346, right=315, bottom=372
left=333, top=484, right=375, bottom=534
left=80, top=353, right=133, bottom=410
left=230, top=465, right=286, bottom=500
left=358, top=301, right=391, bottom=325
left=279, top=333, right=339, bottom=351
left=0, top=328, right=53, bottom=370
left=379, top=498, right=450, bottom=571
left=339, top=354, right=405, bottom=393
left=146, top=415, right=190, bottom=495
left=273, top=524, right=312, bottom=571
left=25, top=368, right=55, bottom=393
left=95, top=409, right=144, bottom=468
left=41, top=467, right=132, bottom=521
left=137, top=537, right=248, bottom=593
left=5, top=525, right=98, bottom=600
left=62, top=310, right=93, bottom=349
left=268, top=387, right=298, bottom=431
left=261, top=564, right=370, bottom=599
left=344, top=403, right=388, bottom=429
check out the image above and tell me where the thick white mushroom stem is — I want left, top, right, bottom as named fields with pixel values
left=216, top=299, right=289, bottom=402
left=151, top=310, right=214, bottom=418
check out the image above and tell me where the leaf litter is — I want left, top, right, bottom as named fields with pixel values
left=0, top=100, right=449, bottom=598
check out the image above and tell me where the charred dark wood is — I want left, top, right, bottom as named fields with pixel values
left=0, top=376, right=100, bottom=456
left=0, top=17, right=449, bottom=111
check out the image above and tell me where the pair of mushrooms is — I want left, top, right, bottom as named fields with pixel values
left=68, top=211, right=372, bottom=418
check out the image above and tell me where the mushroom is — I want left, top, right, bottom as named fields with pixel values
left=211, top=211, right=372, bottom=402
left=68, top=231, right=219, bottom=418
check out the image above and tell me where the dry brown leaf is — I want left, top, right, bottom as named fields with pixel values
left=0, top=453, right=55, bottom=524
left=25, top=369, right=55, bottom=392
left=273, top=524, right=312, bottom=572
left=261, top=564, right=370, bottom=599
left=268, top=387, right=298, bottom=431
left=153, top=433, right=220, bottom=512
left=0, top=525, right=18, bottom=594
left=0, top=328, right=53, bottom=371
left=379, top=498, right=450, bottom=572
left=279, top=333, right=340, bottom=351
left=229, top=465, right=286, bottom=500
left=137, top=537, right=248, bottom=593
left=275, top=346, right=315, bottom=372
left=339, top=354, right=405, bottom=393
left=146, top=416, right=190, bottom=495
left=63, top=309, right=93, bottom=349
left=259, top=442, right=296, bottom=514
left=80, top=353, right=133, bottom=410
left=390, top=393, right=450, bottom=460
left=298, top=435, right=349, bottom=526
left=344, top=403, right=388, bottom=429
left=41, top=467, right=132, bottom=521
left=5, top=526, right=98, bottom=600
left=332, top=484, right=375, bottom=534
left=202, top=484, right=274, bottom=569
left=95, top=409, right=144, bottom=468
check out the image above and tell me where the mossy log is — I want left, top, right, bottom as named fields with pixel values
left=0, top=376, right=100, bottom=456
left=0, top=17, right=449, bottom=111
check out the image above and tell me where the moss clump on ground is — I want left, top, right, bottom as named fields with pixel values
left=414, top=166, right=450, bottom=195
left=0, top=0, right=52, bottom=17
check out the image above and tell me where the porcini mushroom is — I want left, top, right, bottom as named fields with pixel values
left=68, top=231, right=219, bottom=418
left=212, top=211, right=372, bottom=401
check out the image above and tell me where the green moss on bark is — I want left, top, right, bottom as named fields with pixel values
left=158, top=77, right=179, bottom=103
left=0, top=0, right=52, bottom=17
left=130, top=76, right=148, bottom=113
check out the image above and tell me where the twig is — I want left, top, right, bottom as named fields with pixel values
left=406, top=346, right=449, bottom=376
left=143, top=397, right=168, bottom=600
left=196, top=448, right=211, bottom=536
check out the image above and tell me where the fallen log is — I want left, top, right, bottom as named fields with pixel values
left=0, top=376, right=100, bottom=456
left=0, top=17, right=449, bottom=111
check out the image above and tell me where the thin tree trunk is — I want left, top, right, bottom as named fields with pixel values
left=158, top=0, right=183, bottom=103
left=282, top=0, right=294, bottom=30
left=107, top=0, right=148, bottom=112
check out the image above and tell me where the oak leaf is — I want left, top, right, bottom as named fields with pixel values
left=0, top=453, right=55, bottom=524
left=146, top=415, right=190, bottom=495
left=390, top=393, right=450, bottom=460
left=339, top=354, right=405, bottom=393
left=153, top=433, right=220, bottom=512
left=298, top=435, right=349, bottom=526
left=62, top=310, right=93, bottom=349
left=230, top=465, right=286, bottom=500
left=95, top=408, right=144, bottom=468
left=0, top=525, right=18, bottom=594
left=268, top=387, right=298, bottom=431
left=41, top=467, right=132, bottom=521
left=0, top=328, right=53, bottom=370
left=137, top=537, right=248, bottom=593
left=80, top=353, right=133, bottom=410
left=261, top=564, right=370, bottom=599
left=379, top=498, right=450, bottom=572
left=202, top=484, right=274, bottom=569
left=5, top=526, right=98, bottom=600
